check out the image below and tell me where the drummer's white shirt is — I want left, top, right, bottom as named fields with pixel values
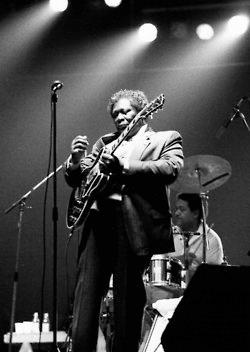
left=167, top=223, right=224, bottom=281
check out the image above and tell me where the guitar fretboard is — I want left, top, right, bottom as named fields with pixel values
left=109, top=111, right=143, bottom=155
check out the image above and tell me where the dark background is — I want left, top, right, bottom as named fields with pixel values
left=0, top=0, right=250, bottom=350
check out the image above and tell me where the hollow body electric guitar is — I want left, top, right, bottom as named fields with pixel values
left=66, top=94, right=165, bottom=231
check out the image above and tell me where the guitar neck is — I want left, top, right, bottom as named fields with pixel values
left=108, top=93, right=165, bottom=155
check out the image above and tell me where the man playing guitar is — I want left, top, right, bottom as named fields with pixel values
left=64, top=89, right=184, bottom=352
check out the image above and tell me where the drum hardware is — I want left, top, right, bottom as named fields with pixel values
left=221, top=255, right=230, bottom=266
left=99, top=288, right=114, bottom=352
left=198, top=181, right=208, bottom=263
left=139, top=301, right=179, bottom=352
left=170, top=154, right=232, bottom=263
left=139, top=311, right=166, bottom=352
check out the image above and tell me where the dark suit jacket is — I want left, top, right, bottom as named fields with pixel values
left=65, top=128, right=184, bottom=256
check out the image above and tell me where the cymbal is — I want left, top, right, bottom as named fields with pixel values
left=171, top=154, right=232, bottom=193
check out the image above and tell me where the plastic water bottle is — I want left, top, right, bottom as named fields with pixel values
left=42, top=313, right=50, bottom=333
left=32, top=312, right=40, bottom=333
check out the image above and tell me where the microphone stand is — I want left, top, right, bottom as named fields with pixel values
left=51, top=81, right=63, bottom=352
left=5, top=80, right=64, bottom=352
left=5, top=199, right=25, bottom=352
left=4, top=164, right=63, bottom=352
left=234, top=96, right=250, bottom=133
left=237, top=110, right=250, bottom=133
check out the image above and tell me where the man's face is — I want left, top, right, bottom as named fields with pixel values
left=174, top=198, right=198, bottom=231
left=111, top=98, right=143, bottom=135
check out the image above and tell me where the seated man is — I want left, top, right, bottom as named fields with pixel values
left=145, top=192, right=224, bottom=303
left=140, top=193, right=224, bottom=349
left=169, top=192, right=224, bottom=282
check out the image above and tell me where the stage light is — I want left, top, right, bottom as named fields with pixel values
left=104, top=0, right=122, bottom=8
left=226, top=14, right=249, bottom=37
left=49, top=0, right=68, bottom=13
left=138, top=23, right=158, bottom=43
left=196, top=24, right=214, bottom=40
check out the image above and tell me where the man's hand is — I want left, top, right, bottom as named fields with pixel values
left=99, top=150, right=123, bottom=174
left=70, top=135, right=89, bottom=164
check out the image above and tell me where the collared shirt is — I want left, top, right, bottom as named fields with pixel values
left=167, top=223, right=224, bottom=282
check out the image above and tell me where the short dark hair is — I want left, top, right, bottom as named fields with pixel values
left=177, top=193, right=205, bottom=221
left=107, top=89, right=149, bottom=116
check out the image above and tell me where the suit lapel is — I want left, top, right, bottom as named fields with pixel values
left=130, top=130, right=154, bottom=160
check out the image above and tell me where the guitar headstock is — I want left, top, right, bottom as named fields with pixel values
left=140, top=94, right=165, bottom=120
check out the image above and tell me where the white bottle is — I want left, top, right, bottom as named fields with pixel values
left=42, top=313, right=50, bottom=333
left=32, top=312, right=40, bottom=333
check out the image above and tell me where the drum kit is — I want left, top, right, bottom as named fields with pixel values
left=145, top=154, right=232, bottom=289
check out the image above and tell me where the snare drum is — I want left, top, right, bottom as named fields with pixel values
left=148, top=255, right=185, bottom=287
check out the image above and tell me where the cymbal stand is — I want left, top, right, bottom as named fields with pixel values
left=182, top=233, right=190, bottom=270
left=195, top=168, right=209, bottom=263
left=182, top=232, right=192, bottom=270
left=200, top=192, right=209, bottom=263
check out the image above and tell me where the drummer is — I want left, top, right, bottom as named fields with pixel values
left=140, top=192, right=225, bottom=349
left=169, top=192, right=224, bottom=282
left=145, top=192, right=225, bottom=305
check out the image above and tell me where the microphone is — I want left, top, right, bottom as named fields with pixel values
left=234, top=96, right=248, bottom=109
left=216, top=96, right=249, bottom=139
left=223, top=97, right=246, bottom=128
left=51, top=80, right=64, bottom=92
